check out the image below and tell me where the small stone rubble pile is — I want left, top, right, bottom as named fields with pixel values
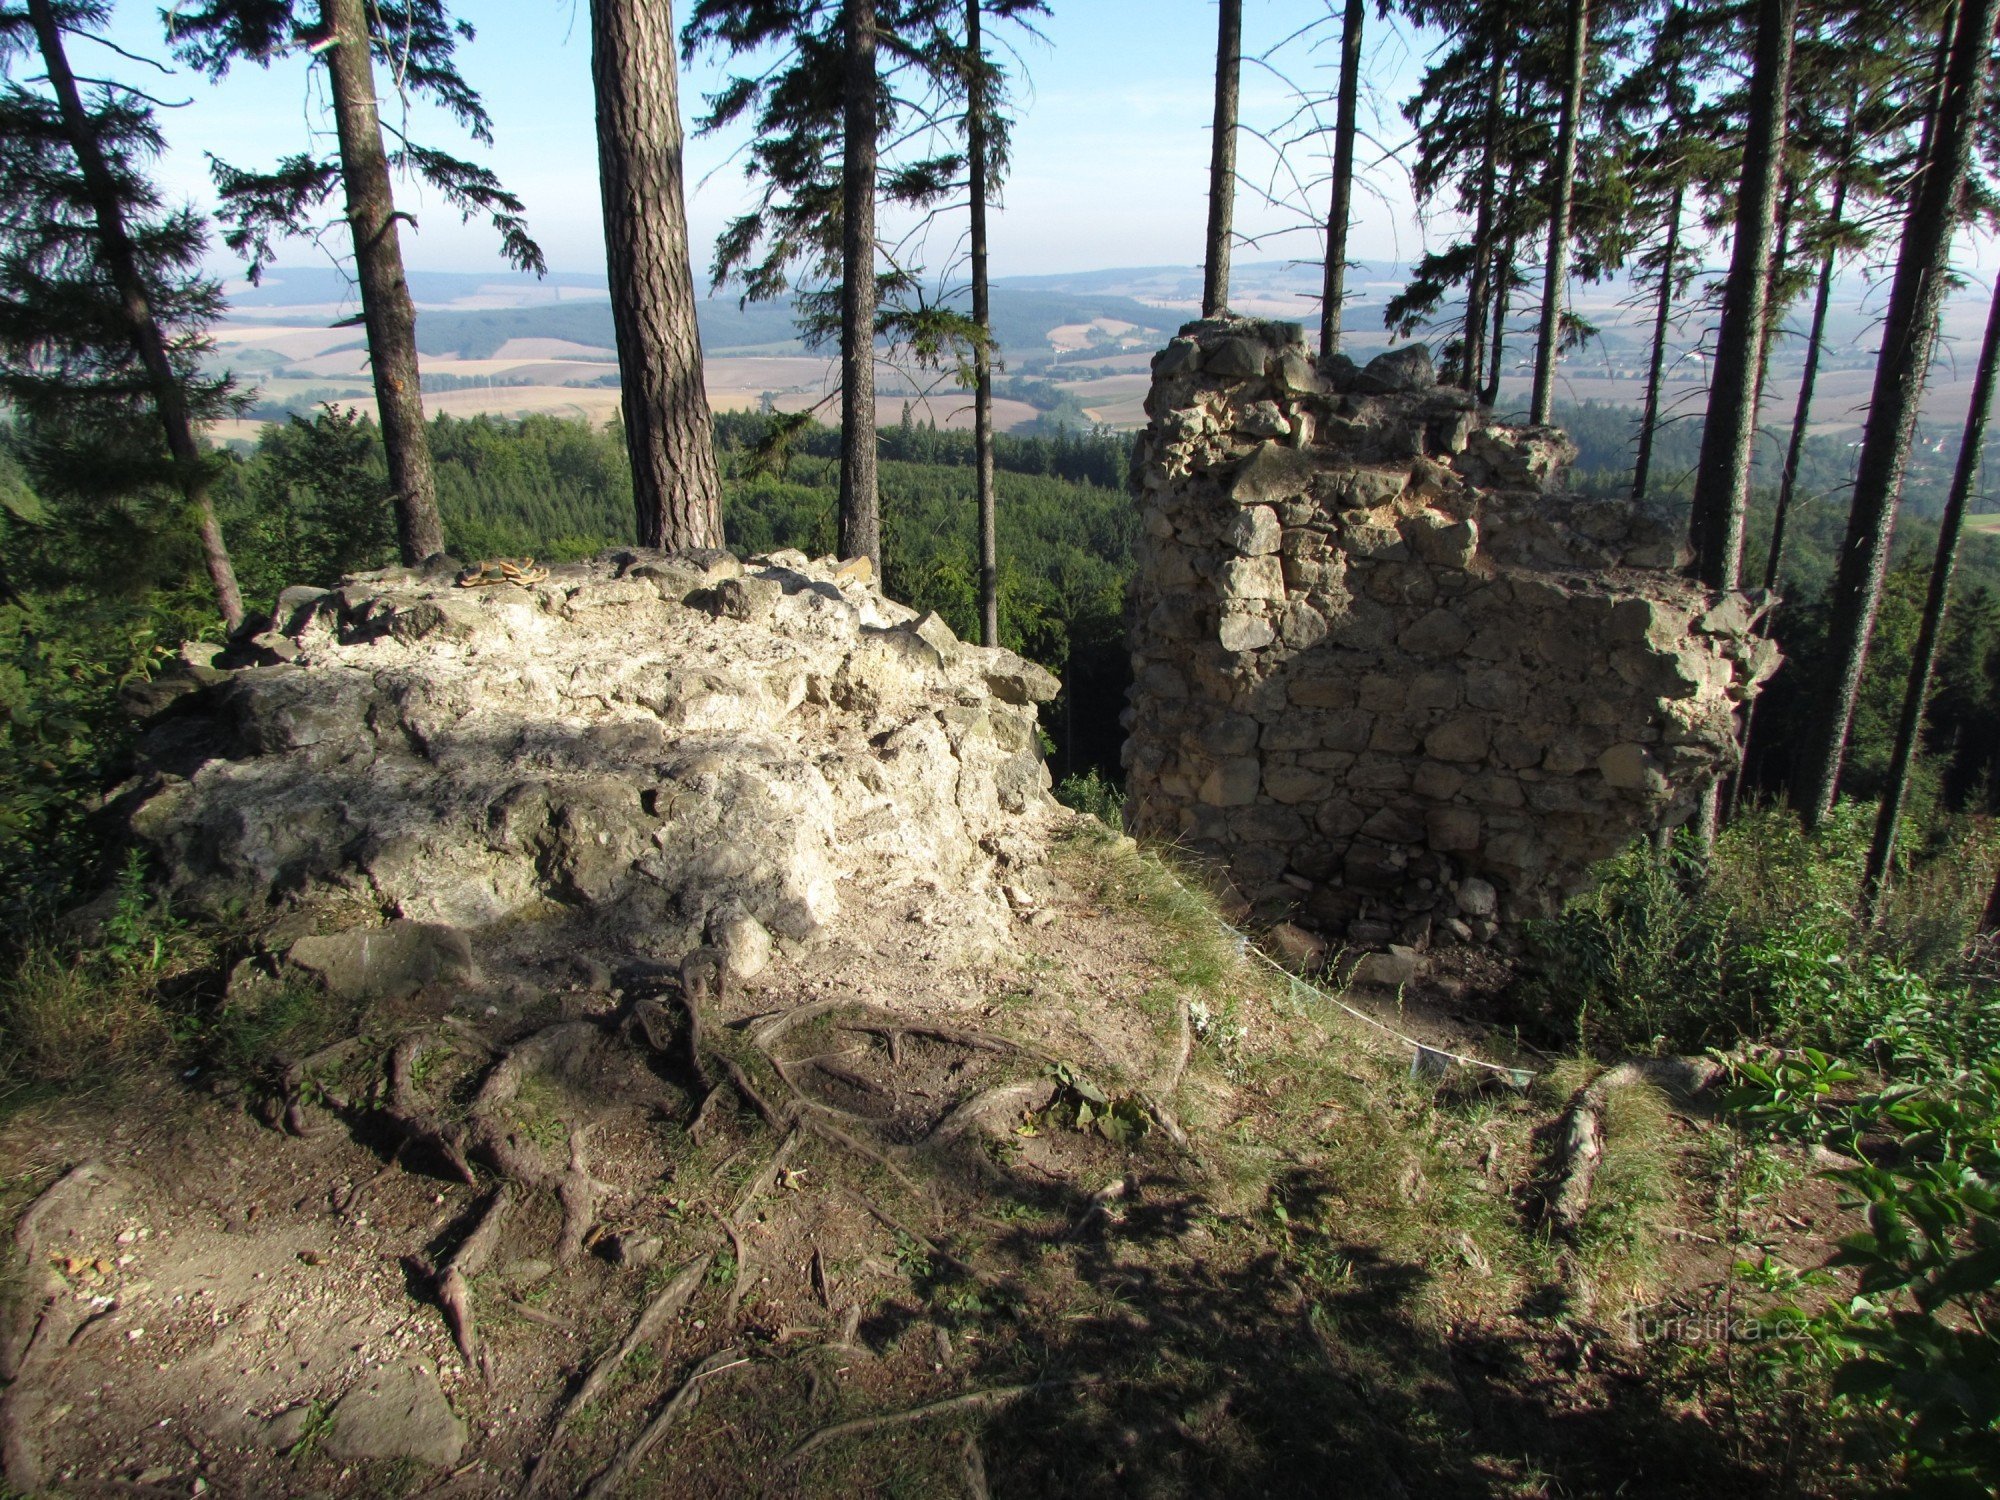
left=117, top=548, right=1061, bottom=978
left=1122, top=318, right=1777, bottom=961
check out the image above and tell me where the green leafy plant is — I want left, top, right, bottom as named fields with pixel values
left=1727, top=1054, right=2000, bottom=1491
left=1040, top=1061, right=1151, bottom=1146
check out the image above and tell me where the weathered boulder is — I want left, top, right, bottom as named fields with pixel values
left=324, top=1359, right=466, bottom=1467
left=1126, top=318, right=1775, bottom=946
left=115, top=550, right=1062, bottom=967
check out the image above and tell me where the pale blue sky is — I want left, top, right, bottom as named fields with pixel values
left=101, top=1, right=1439, bottom=282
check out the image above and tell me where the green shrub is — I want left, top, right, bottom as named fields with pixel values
left=0, top=853, right=184, bottom=1090
left=1728, top=1051, right=2000, bottom=1493
left=1519, top=803, right=1996, bottom=1058
left=1054, top=767, right=1126, bottom=829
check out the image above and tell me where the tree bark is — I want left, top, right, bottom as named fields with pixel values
left=1766, top=158, right=1850, bottom=591
left=839, top=0, right=881, bottom=572
left=1461, top=51, right=1505, bottom=393
left=1530, top=0, right=1589, bottom=426
left=1631, top=183, right=1683, bottom=505
left=1861, top=271, right=2000, bottom=913
left=1687, top=0, right=1795, bottom=592
left=1483, top=226, right=1515, bottom=409
left=28, top=0, right=244, bottom=629
left=1319, top=0, right=1363, bottom=359
left=1794, top=0, right=1999, bottom=827
left=1203, top=0, right=1242, bottom=319
left=589, top=0, right=723, bottom=551
left=1985, top=860, right=2000, bottom=935
left=967, top=0, right=999, bottom=647
left=320, top=0, right=445, bottom=566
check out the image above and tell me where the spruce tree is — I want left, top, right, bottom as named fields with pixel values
left=1793, top=0, right=1999, bottom=825
left=0, top=0, right=245, bottom=627
left=683, top=0, right=962, bottom=577
left=954, top=2, right=1044, bottom=645
left=1320, top=0, right=1366, bottom=359
left=166, top=0, right=544, bottom=566
left=1530, top=0, right=1590, bottom=424
left=1861, top=269, right=2000, bottom=911
left=1203, top=0, right=1243, bottom=318
left=1686, top=0, right=1798, bottom=590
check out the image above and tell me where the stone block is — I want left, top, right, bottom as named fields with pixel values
left=1226, top=505, right=1283, bottom=555
left=1265, top=764, right=1330, bottom=804
left=1424, top=715, right=1491, bottom=763
left=1352, top=944, right=1420, bottom=987
left=1221, top=554, right=1287, bottom=601
left=1237, top=400, right=1291, bottom=438
left=1200, top=758, right=1262, bottom=806
left=1426, top=807, right=1480, bottom=852
left=1218, top=612, right=1277, bottom=652
left=1398, top=609, right=1474, bottom=657
left=1206, top=337, right=1267, bottom=379
left=1231, top=442, right=1320, bottom=504
left=1455, top=876, right=1498, bottom=918
left=287, top=921, right=475, bottom=1002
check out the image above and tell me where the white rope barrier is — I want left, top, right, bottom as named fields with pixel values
left=1168, top=867, right=1538, bottom=1088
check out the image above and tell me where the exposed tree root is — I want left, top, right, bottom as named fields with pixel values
left=961, top=1432, right=991, bottom=1500
left=785, top=1379, right=1091, bottom=1464
left=555, top=1124, right=610, bottom=1266
left=929, top=1080, right=1051, bottom=1145
left=720, top=1057, right=787, bottom=1132
left=745, top=997, right=852, bottom=1051
left=384, top=1031, right=477, bottom=1184
left=579, top=1347, right=750, bottom=1500
left=1548, top=1057, right=1722, bottom=1236
left=1153, top=998, right=1193, bottom=1096
left=837, top=1186, right=973, bottom=1278
left=417, top=1186, right=512, bottom=1373
left=838, top=1021, right=1044, bottom=1066
left=706, top=1206, right=751, bottom=1320
left=524, top=1250, right=716, bottom=1496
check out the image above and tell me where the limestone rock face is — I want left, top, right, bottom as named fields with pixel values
left=119, top=550, right=1060, bottom=960
left=1124, top=317, right=1776, bottom=943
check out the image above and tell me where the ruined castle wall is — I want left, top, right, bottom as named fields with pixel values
left=1121, top=318, right=1777, bottom=953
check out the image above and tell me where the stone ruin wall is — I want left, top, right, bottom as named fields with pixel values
left=1120, top=317, right=1779, bottom=968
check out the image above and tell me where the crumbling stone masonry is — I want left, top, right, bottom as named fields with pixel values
left=1120, top=317, right=1778, bottom=953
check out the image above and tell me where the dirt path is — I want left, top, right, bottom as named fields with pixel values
left=0, top=831, right=1857, bottom=1498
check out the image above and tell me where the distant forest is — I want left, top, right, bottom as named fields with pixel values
left=198, top=403, right=2000, bottom=816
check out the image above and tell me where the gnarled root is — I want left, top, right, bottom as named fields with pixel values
left=1548, top=1056, right=1722, bottom=1236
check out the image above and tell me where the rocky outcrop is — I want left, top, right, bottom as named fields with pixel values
left=118, top=549, right=1060, bottom=968
left=1122, top=318, right=1778, bottom=946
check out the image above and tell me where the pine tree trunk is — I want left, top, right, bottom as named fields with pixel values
left=28, top=0, right=245, bottom=629
left=968, top=0, right=999, bottom=647
left=1631, top=183, right=1683, bottom=505
left=320, top=0, right=444, bottom=566
left=1203, top=0, right=1242, bottom=318
left=1483, top=228, right=1515, bottom=409
left=589, top=0, right=723, bottom=551
left=1461, top=52, right=1505, bottom=393
left=1530, top=0, right=1589, bottom=426
left=840, top=0, right=881, bottom=572
left=1794, top=0, right=1999, bottom=827
left=1319, top=0, right=1364, bottom=360
left=1861, top=271, right=2000, bottom=912
left=1984, top=860, right=2000, bottom=934
left=1687, top=0, right=1795, bottom=592
left=1766, top=162, right=1849, bottom=591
